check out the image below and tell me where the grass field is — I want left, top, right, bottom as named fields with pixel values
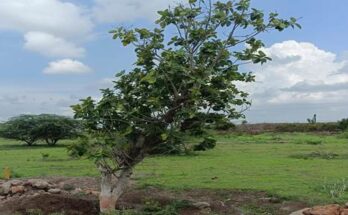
left=1, top=132, right=348, bottom=204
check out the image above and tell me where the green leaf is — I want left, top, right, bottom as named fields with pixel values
left=141, top=71, right=156, bottom=84
left=161, top=133, right=168, bottom=141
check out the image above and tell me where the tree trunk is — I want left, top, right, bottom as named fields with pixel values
left=46, top=138, right=58, bottom=146
left=99, top=168, right=133, bottom=213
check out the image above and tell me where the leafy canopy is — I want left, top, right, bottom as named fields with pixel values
left=0, top=114, right=80, bottom=146
left=71, top=0, right=300, bottom=172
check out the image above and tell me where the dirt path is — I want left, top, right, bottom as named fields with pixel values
left=0, top=177, right=308, bottom=215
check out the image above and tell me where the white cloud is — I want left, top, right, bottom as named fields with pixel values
left=24, top=31, right=85, bottom=58
left=93, top=0, right=183, bottom=23
left=0, top=0, right=93, bottom=39
left=242, top=40, right=348, bottom=122
left=43, top=59, right=92, bottom=75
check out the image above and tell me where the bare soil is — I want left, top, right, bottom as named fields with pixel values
left=0, top=177, right=308, bottom=215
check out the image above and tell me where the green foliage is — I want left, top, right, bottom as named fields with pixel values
left=0, top=114, right=80, bottom=146
left=305, top=140, right=322, bottom=145
left=193, top=136, right=217, bottom=151
left=0, top=115, right=41, bottom=145
left=72, top=0, right=299, bottom=175
left=35, top=114, right=81, bottom=146
left=338, top=118, right=348, bottom=131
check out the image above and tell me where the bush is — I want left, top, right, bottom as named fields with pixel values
left=338, top=118, right=348, bottom=131
left=0, top=114, right=80, bottom=146
left=321, top=178, right=348, bottom=199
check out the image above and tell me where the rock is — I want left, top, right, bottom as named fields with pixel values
left=48, top=188, right=61, bottom=194
left=290, top=208, right=311, bottom=215
left=10, top=180, right=22, bottom=186
left=192, top=202, right=210, bottom=209
left=341, top=208, right=348, bottom=215
left=303, top=204, right=341, bottom=215
left=0, top=196, right=6, bottom=200
left=28, top=179, right=49, bottom=189
left=84, top=189, right=100, bottom=196
left=61, top=183, right=75, bottom=191
left=71, top=188, right=83, bottom=195
left=0, top=182, right=11, bottom=195
left=10, top=186, right=25, bottom=194
left=31, top=193, right=40, bottom=197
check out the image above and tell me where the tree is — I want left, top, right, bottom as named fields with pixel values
left=338, top=118, right=348, bottom=131
left=35, top=114, right=81, bottom=146
left=0, top=115, right=41, bottom=146
left=70, top=0, right=299, bottom=212
left=0, top=114, right=80, bottom=146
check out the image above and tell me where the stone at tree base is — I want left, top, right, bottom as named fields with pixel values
left=10, top=180, right=22, bottom=186
left=341, top=209, right=348, bottom=215
left=192, top=201, right=211, bottom=209
left=48, top=188, right=61, bottom=194
left=289, top=208, right=311, bottom=215
left=27, top=179, right=49, bottom=189
left=303, top=204, right=341, bottom=215
left=10, top=186, right=25, bottom=194
left=84, top=189, right=100, bottom=196
left=0, top=182, right=11, bottom=195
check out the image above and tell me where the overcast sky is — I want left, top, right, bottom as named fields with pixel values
left=0, top=0, right=347, bottom=123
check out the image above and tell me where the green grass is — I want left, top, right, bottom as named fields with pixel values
left=1, top=132, right=348, bottom=204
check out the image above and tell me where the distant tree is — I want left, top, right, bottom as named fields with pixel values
left=0, top=115, right=41, bottom=146
left=0, top=114, right=80, bottom=146
left=69, top=0, right=299, bottom=212
left=35, top=114, right=81, bottom=146
left=307, top=114, right=317, bottom=124
left=338, top=118, right=348, bottom=131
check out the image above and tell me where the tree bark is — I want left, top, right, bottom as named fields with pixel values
left=99, top=168, right=133, bottom=213
left=45, top=138, right=58, bottom=146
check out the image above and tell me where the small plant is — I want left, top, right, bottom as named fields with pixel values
left=41, top=152, right=50, bottom=160
left=241, top=204, right=277, bottom=215
left=305, top=140, right=322, bottom=145
left=321, top=178, right=348, bottom=199
left=3, top=167, right=11, bottom=179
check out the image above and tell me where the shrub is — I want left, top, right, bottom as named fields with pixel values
left=338, top=118, right=348, bottom=131
left=321, top=178, right=348, bottom=199
left=305, top=140, right=322, bottom=145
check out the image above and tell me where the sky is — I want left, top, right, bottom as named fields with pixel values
left=0, top=0, right=348, bottom=123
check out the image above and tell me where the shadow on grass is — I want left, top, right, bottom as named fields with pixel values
left=0, top=143, right=68, bottom=151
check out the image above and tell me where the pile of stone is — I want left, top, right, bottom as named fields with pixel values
left=291, top=204, right=348, bottom=215
left=0, top=179, right=99, bottom=201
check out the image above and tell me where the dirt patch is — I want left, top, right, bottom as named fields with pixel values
left=0, top=177, right=308, bottom=215
left=0, top=194, right=99, bottom=215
